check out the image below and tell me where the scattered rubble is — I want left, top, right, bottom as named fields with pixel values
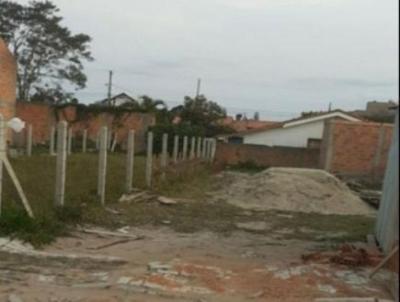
left=158, top=196, right=178, bottom=205
left=235, top=221, right=270, bottom=232
left=8, top=294, right=24, bottom=302
left=211, top=168, right=375, bottom=215
left=0, top=238, right=127, bottom=265
left=302, top=244, right=383, bottom=267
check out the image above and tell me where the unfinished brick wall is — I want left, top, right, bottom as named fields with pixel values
left=14, top=102, right=155, bottom=152
left=16, top=101, right=55, bottom=145
left=320, top=120, right=394, bottom=178
left=215, top=142, right=320, bottom=168
left=0, top=38, right=17, bottom=125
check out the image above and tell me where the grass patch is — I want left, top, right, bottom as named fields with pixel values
left=1, top=153, right=215, bottom=245
left=226, top=160, right=268, bottom=174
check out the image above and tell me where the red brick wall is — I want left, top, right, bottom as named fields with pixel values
left=321, top=120, right=394, bottom=178
left=0, top=38, right=17, bottom=142
left=215, top=142, right=320, bottom=168
left=16, top=102, right=55, bottom=144
left=14, top=102, right=155, bottom=151
left=0, top=39, right=16, bottom=122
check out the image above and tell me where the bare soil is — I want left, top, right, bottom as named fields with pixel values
left=0, top=226, right=393, bottom=302
left=211, top=168, right=375, bottom=215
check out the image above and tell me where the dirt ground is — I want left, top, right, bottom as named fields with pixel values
left=211, top=168, right=374, bottom=215
left=0, top=169, right=392, bottom=301
left=0, top=226, right=393, bottom=302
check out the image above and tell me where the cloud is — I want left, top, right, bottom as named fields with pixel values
left=290, top=77, right=398, bottom=88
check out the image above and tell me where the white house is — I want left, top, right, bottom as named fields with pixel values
left=96, top=93, right=136, bottom=107
left=224, top=110, right=361, bottom=148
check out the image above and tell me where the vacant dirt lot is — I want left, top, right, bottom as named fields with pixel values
left=0, top=169, right=392, bottom=301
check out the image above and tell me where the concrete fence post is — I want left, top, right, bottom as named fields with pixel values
left=125, top=130, right=135, bottom=193
left=49, top=126, right=56, bottom=156
left=190, top=137, right=196, bottom=160
left=82, top=129, right=87, bottom=153
left=26, top=124, right=32, bottom=156
left=161, top=133, right=168, bottom=181
left=145, top=132, right=154, bottom=188
left=173, top=135, right=179, bottom=164
left=196, top=137, right=202, bottom=158
left=54, top=121, right=68, bottom=207
left=111, top=133, right=118, bottom=152
left=97, top=127, right=108, bottom=205
left=182, top=136, right=188, bottom=161
left=67, top=128, right=72, bottom=155
left=0, top=115, right=5, bottom=216
left=201, top=137, right=207, bottom=159
left=211, top=139, right=217, bottom=162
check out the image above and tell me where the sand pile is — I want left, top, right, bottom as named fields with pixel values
left=212, top=168, right=375, bottom=215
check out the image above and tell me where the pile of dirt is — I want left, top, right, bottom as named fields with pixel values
left=211, top=168, right=375, bottom=215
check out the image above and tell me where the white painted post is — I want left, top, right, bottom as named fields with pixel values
left=145, top=132, right=154, bottom=188
left=161, top=133, right=168, bottom=181
left=54, top=121, right=68, bottom=207
left=196, top=137, right=202, bottom=158
left=182, top=136, right=188, bottom=161
left=125, top=130, right=135, bottom=193
left=0, top=115, right=5, bottom=216
left=190, top=137, right=196, bottom=160
left=49, top=126, right=56, bottom=156
left=26, top=124, right=32, bottom=156
left=67, top=128, right=72, bottom=155
left=173, top=135, right=179, bottom=164
left=82, top=129, right=87, bottom=153
left=97, top=127, right=108, bottom=205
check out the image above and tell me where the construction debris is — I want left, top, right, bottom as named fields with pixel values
left=118, top=191, right=156, bottom=203
left=302, top=244, right=383, bottom=267
left=0, top=238, right=127, bottom=265
left=211, top=168, right=375, bottom=215
left=315, top=298, right=394, bottom=302
left=87, top=237, right=144, bottom=250
left=79, top=228, right=144, bottom=239
left=157, top=196, right=178, bottom=205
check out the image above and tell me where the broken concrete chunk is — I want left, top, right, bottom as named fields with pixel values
left=119, top=191, right=154, bottom=203
left=147, top=261, right=173, bottom=273
left=8, top=294, right=24, bottom=302
left=235, top=221, right=269, bottom=232
left=158, top=196, right=178, bottom=205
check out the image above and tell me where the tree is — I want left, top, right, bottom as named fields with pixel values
left=253, top=112, right=260, bottom=121
left=0, top=0, right=93, bottom=101
left=179, top=95, right=227, bottom=127
left=172, top=95, right=232, bottom=136
left=138, top=95, right=166, bottom=112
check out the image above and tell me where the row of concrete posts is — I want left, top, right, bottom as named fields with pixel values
left=52, top=121, right=216, bottom=208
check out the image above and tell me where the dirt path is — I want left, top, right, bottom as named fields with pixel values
left=0, top=226, right=392, bottom=302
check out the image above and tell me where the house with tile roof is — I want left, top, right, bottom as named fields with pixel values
left=220, top=110, right=361, bottom=148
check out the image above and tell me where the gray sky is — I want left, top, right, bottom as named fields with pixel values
left=19, top=0, right=400, bottom=120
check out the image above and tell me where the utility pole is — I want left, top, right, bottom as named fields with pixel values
left=328, top=102, right=332, bottom=112
left=107, top=70, right=113, bottom=106
left=195, top=78, right=201, bottom=98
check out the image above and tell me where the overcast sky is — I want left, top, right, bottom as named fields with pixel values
left=18, top=0, right=400, bottom=120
